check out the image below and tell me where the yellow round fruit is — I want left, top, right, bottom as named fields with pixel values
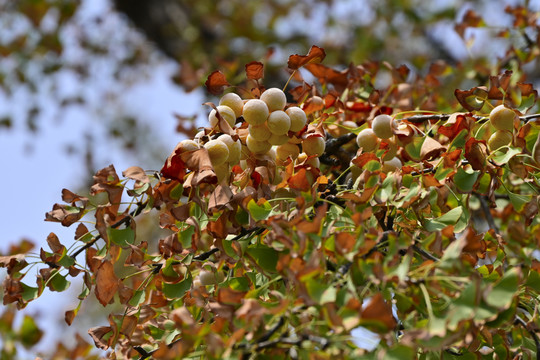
left=489, top=105, right=516, bottom=132
left=249, top=123, right=271, bottom=141
left=276, top=142, right=300, bottom=161
left=204, top=139, right=229, bottom=166
left=302, top=136, right=325, bottom=157
left=260, top=88, right=287, bottom=111
left=217, top=134, right=241, bottom=164
left=487, top=130, right=512, bottom=152
left=213, top=163, right=229, bottom=183
left=267, top=110, right=291, bottom=135
left=209, top=105, right=236, bottom=129
left=382, top=157, right=402, bottom=173
left=199, top=270, right=219, bottom=286
left=371, top=114, right=395, bottom=139
left=356, top=128, right=379, bottom=152
left=219, top=92, right=244, bottom=118
left=177, top=139, right=200, bottom=153
left=243, top=99, right=269, bottom=126
left=286, top=106, right=308, bottom=132
left=246, top=135, right=272, bottom=154
left=297, top=152, right=320, bottom=168
left=268, top=133, right=290, bottom=146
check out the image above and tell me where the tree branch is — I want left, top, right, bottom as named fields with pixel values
left=514, top=316, right=540, bottom=360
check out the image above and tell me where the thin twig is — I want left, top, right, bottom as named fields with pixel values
left=476, top=194, right=499, bottom=233
left=412, top=244, right=440, bottom=262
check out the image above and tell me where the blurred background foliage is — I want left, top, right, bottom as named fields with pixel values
left=1, top=0, right=539, bottom=172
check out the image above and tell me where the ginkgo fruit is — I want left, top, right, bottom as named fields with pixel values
left=268, top=133, right=290, bottom=146
left=213, top=163, right=230, bottom=183
left=489, top=105, right=516, bottom=132
left=356, top=128, right=379, bottom=152
left=177, top=139, right=200, bottom=152
left=267, top=110, right=291, bottom=135
left=371, top=114, right=395, bottom=139
left=248, top=123, right=271, bottom=141
left=303, top=135, right=325, bottom=157
left=217, top=134, right=241, bottom=163
left=246, top=135, right=272, bottom=154
left=209, top=105, right=236, bottom=129
left=199, top=270, right=219, bottom=286
left=243, top=99, right=269, bottom=126
left=276, top=142, right=300, bottom=161
left=286, top=106, right=308, bottom=132
left=382, top=157, right=402, bottom=173
left=219, top=92, right=244, bottom=118
left=204, top=139, right=229, bottom=166
left=487, top=130, right=512, bottom=152
left=260, top=87, right=286, bottom=111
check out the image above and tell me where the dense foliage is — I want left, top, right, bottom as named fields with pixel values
left=2, top=3, right=540, bottom=360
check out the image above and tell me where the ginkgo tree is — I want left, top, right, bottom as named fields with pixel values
left=2, top=34, right=540, bottom=360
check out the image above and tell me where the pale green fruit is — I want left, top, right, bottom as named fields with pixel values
left=219, top=92, right=244, bottom=118
left=371, top=114, right=395, bottom=139
left=213, top=163, right=230, bottom=183
left=356, top=128, right=379, bottom=152
left=246, top=135, right=272, bottom=154
left=209, top=105, right=236, bottom=129
left=302, top=136, right=325, bottom=156
left=381, top=157, right=402, bottom=173
left=243, top=99, right=269, bottom=125
left=268, top=133, right=290, bottom=146
left=489, top=105, right=515, bottom=131
left=260, top=87, right=287, bottom=111
left=204, top=139, right=229, bottom=166
left=267, top=110, right=291, bottom=135
left=218, top=134, right=241, bottom=164
left=177, top=139, right=200, bottom=152
left=248, top=123, right=271, bottom=141
left=286, top=106, right=308, bottom=132
left=487, top=130, right=512, bottom=152
left=276, top=142, right=300, bottom=161
left=199, top=270, right=219, bottom=286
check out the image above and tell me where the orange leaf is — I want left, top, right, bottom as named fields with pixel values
left=122, top=166, right=149, bottom=183
left=95, top=260, right=119, bottom=306
left=245, top=61, right=264, bottom=80
left=287, top=45, right=326, bottom=70
left=205, top=70, right=230, bottom=95
left=287, top=168, right=312, bottom=191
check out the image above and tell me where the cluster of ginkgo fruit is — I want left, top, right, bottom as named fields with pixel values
left=486, top=105, right=519, bottom=152
left=176, top=88, right=325, bottom=183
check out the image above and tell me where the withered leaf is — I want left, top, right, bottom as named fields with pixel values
left=438, top=113, right=469, bottom=140
left=287, top=45, right=326, bottom=70
left=122, top=166, right=150, bottom=183
left=61, top=189, right=88, bottom=204
left=46, top=232, right=64, bottom=254
left=45, top=204, right=84, bottom=227
left=465, top=137, right=487, bottom=171
left=88, top=326, right=113, bottom=350
left=205, top=70, right=230, bottom=95
left=361, top=293, right=397, bottom=332
left=94, top=260, right=119, bottom=306
left=454, top=87, right=487, bottom=112
left=304, top=63, right=348, bottom=91
left=421, top=136, right=446, bottom=161
left=245, top=61, right=264, bottom=80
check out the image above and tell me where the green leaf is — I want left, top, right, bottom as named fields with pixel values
left=439, top=236, right=466, bottom=270
left=179, top=226, right=194, bottom=248
left=21, top=284, right=39, bottom=302
left=108, top=227, right=135, bottom=247
left=384, top=344, right=416, bottom=360
left=227, top=277, right=250, bottom=292
left=129, top=290, right=146, bottom=307
left=247, top=199, right=272, bottom=221
left=306, top=278, right=336, bottom=305
left=50, top=273, right=70, bottom=292
left=490, top=147, right=521, bottom=165
left=424, top=206, right=463, bottom=232
left=162, top=273, right=192, bottom=299
left=453, top=167, right=479, bottom=193
left=506, top=190, right=532, bottom=212
left=485, top=267, right=519, bottom=309
left=245, top=245, right=278, bottom=273
left=404, top=136, right=426, bottom=161
left=18, top=315, right=42, bottom=348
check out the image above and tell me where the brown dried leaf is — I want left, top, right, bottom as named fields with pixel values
left=122, top=166, right=149, bottom=183
left=287, top=45, right=326, bottom=70
left=245, top=61, right=264, bottom=80
left=46, top=232, right=64, bottom=254
left=421, top=136, right=446, bottom=161
left=45, top=203, right=84, bottom=227
left=465, top=137, right=487, bottom=171
left=94, top=260, right=119, bottom=306
left=304, top=63, right=348, bottom=91
left=438, top=113, right=470, bottom=140
left=88, top=326, right=113, bottom=350
left=360, top=293, right=396, bottom=332
left=205, top=70, right=230, bottom=95
left=454, top=87, right=487, bottom=112
left=335, top=232, right=355, bottom=255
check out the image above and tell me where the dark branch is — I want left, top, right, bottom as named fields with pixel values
left=70, top=201, right=147, bottom=259
left=514, top=316, right=540, bottom=360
